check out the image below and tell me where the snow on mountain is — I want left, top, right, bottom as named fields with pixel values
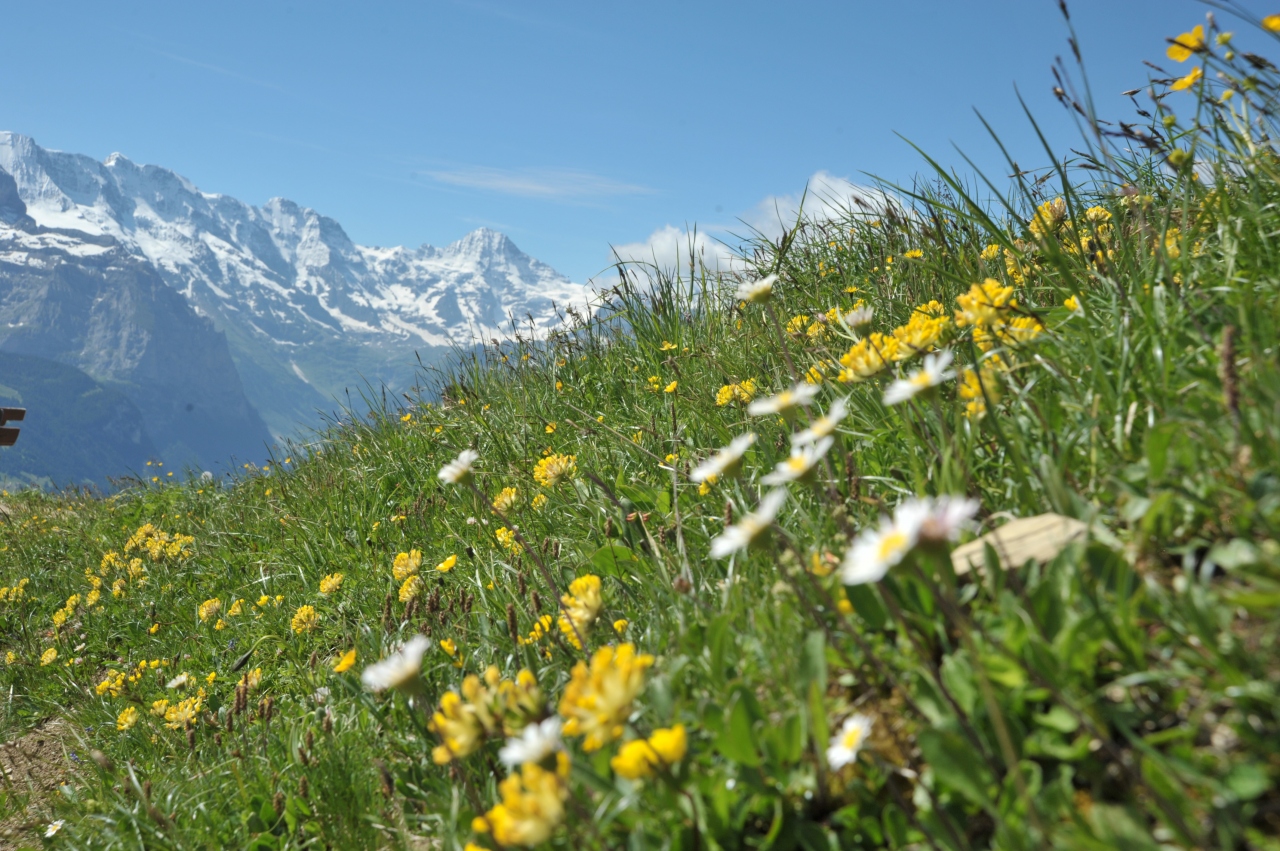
left=0, top=132, right=594, bottom=349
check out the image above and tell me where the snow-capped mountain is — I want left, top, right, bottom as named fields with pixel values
left=0, top=132, right=595, bottom=438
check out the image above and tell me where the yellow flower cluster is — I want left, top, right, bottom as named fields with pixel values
left=531, top=493, right=548, bottom=511
left=123, top=523, right=195, bottom=562
left=559, top=643, right=654, bottom=751
left=95, top=670, right=125, bottom=697
left=429, top=667, right=544, bottom=764
left=533, top=454, right=576, bottom=488
left=51, top=593, right=80, bottom=630
left=399, top=575, right=424, bottom=602
left=318, top=573, right=344, bottom=595
left=837, top=333, right=899, bottom=382
left=518, top=614, right=555, bottom=646
left=495, top=526, right=523, bottom=555
left=291, top=604, right=318, bottom=634
left=164, top=695, right=202, bottom=729
left=493, top=486, right=520, bottom=512
left=715, top=378, right=757, bottom=407
left=116, top=706, right=140, bottom=732
left=890, top=301, right=951, bottom=358
left=610, top=724, right=688, bottom=780
left=557, top=574, right=602, bottom=649
left=197, top=598, right=221, bottom=622
left=393, top=549, right=422, bottom=582
left=39, top=648, right=57, bottom=666
left=476, top=753, right=570, bottom=847
left=0, top=577, right=29, bottom=604
left=959, top=359, right=1006, bottom=420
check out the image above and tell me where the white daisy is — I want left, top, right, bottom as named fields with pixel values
left=361, top=635, right=430, bottom=694
left=791, top=397, right=849, bottom=447
left=46, top=820, right=65, bottom=838
left=710, top=489, right=787, bottom=559
left=498, top=716, right=564, bottom=768
left=761, top=437, right=834, bottom=486
left=883, top=350, right=955, bottom=406
left=690, top=433, right=756, bottom=483
left=841, top=305, right=874, bottom=330
left=735, top=273, right=777, bottom=304
left=826, top=714, right=873, bottom=770
left=916, top=495, right=980, bottom=544
left=437, top=449, right=479, bottom=485
left=166, top=672, right=193, bottom=690
left=839, top=507, right=928, bottom=586
left=746, top=382, right=820, bottom=417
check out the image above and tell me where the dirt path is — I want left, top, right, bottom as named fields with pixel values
left=0, top=719, right=73, bottom=849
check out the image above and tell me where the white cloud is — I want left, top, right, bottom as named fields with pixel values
left=602, top=171, right=890, bottom=281
left=425, top=166, right=652, bottom=201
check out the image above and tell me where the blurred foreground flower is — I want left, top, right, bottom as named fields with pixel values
left=690, top=433, right=755, bottom=484
left=499, top=717, right=563, bottom=768
left=827, top=714, right=873, bottom=770
left=735, top=273, right=776, bottom=304
left=361, top=635, right=429, bottom=694
left=710, top=489, right=787, bottom=559
left=438, top=449, right=479, bottom=485
left=883, top=350, right=955, bottom=405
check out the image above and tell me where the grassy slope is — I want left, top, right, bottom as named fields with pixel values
left=3, top=20, right=1280, bottom=851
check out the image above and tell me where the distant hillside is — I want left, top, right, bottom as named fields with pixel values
left=0, top=352, right=156, bottom=488
left=0, top=168, right=273, bottom=474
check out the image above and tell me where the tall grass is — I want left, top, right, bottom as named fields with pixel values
left=2, top=8, right=1280, bottom=849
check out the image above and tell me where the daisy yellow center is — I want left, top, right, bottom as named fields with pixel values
left=786, top=456, right=808, bottom=473
left=910, top=371, right=934, bottom=389
left=842, top=722, right=867, bottom=748
left=877, top=531, right=908, bottom=561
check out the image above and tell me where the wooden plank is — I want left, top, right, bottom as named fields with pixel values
left=0, top=407, right=24, bottom=423
left=0, top=427, right=19, bottom=446
left=951, top=513, right=1087, bottom=576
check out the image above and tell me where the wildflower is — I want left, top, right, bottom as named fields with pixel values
left=559, top=643, right=654, bottom=751
left=205, top=671, right=217, bottom=685
left=840, top=506, right=928, bottom=586
left=792, top=397, right=849, bottom=447
left=785, top=314, right=809, bottom=337
left=393, top=549, right=422, bottom=582
left=827, top=714, right=873, bottom=770
left=715, top=378, right=758, bottom=406
left=46, top=820, right=65, bottom=838
left=242, top=668, right=262, bottom=690
left=660, top=340, right=677, bottom=351
left=430, top=671, right=502, bottom=762
left=1171, top=66, right=1203, bottom=91
left=1063, top=295, right=1081, bottom=313
left=710, top=489, right=788, bottom=559
left=954, top=279, right=1016, bottom=328
left=1265, top=14, right=1280, bottom=32
left=227, top=599, right=244, bottom=617
left=545, top=422, right=557, bottom=434
left=533, top=454, right=576, bottom=488
left=3, top=651, right=15, bottom=664
left=958, top=362, right=1002, bottom=419
left=436, top=554, right=458, bottom=573
left=883, top=350, right=956, bottom=406
left=735, top=273, right=777, bottom=304
left=40, top=648, right=57, bottom=666
left=746, top=382, right=820, bottom=418
left=493, top=486, right=520, bottom=512
left=690, top=433, right=756, bottom=483
left=499, top=717, right=564, bottom=768
left=495, top=526, right=523, bottom=555
left=197, top=598, right=221, bottom=622
left=902, top=248, right=923, bottom=259
left=611, top=724, right=688, bottom=779
left=438, top=449, right=479, bottom=485
left=478, top=755, right=570, bottom=847
left=838, top=333, right=899, bottom=381
left=164, top=696, right=202, bottom=729
left=558, top=575, right=602, bottom=648
left=841, top=305, right=874, bottom=329
left=150, top=699, right=169, bottom=717
left=613, top=619, right=629, bottom=634
left=761, top=437, right=834, bottom=486
left=166, top=672, right=193, bottom=689
left=319, top=573, right=344, bottom=595
left=361, top=635, right=430, bottom=694
left=664, top=380, right=678, bottom=393
left=531, top=493, right=548, bottom=511
left=891, top=302, right=951, bottom=358
left=399, top=574, right=425, bottom=602
left=1167, top=24, right=1205, bottom=62
left=291, top=604, right=319, bottom=634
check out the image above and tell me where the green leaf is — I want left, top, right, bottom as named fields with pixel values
left=917, top=728, right=994, bottom=807
left=799, top=630, right=826, bottom=692
left=1033, top=705, right=1079, bottom=734
left=717, top=693, right=761, bottom=766
left=843, top=584, right=887, bottom=629
left=940, top=653, right=977, bottom=716
left=1226, top=762, right=1269, bottom=801
left=588, top=543, right=636, bottom=576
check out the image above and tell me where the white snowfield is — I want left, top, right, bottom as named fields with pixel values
left=0, top=131, right=597, bottom=349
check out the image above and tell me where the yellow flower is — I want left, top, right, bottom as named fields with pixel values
left=664, top=380, right=678, bottom=393
left=493, top=487, right=520, bottom=513
left=610, top=725, right=687, bottom=780
left=1171, top=66, right=1203, bottom=91
left=40, top=648, right=57, bottom=666
left=890, top=301, right=951, bottom=359
left=399, top=575, right=425, bottom=602
left=1265, top=14, right=1280, bottom=32
left=164, top=696, right=202, bottom=729
left=495, top=526, right=523, bottom=555
left=150, top=698, right=169, bottom=717
left=197, top=598, right=221, bottom=622
left=334, top=648, right=357, bottom=673
left=959, top=359, right=1005, bottom=420
left=290, top=604, right=319, bottom=634
left=3, top=651, right=16, bottom=665
left=116, top=706, right=140, bottom=732
left=613, top=619, right=629, bottom=634
left=205, top=671, right=217, bottom=685
left=559, top=644, right=654, bottom=751
left=319, top=573, right=344, bottom=595
left=227, top=599, right=244, bottom=617
left=479, top=754, right=570, bottom=846
left=837, top=333, right=899, bottom=382
left=659, top=340, right=677, bottom=351
left=1167, top=24, right=1205, bottom=62
left=533, top=454, right=577, bottom=488
left=429, top=671, right=502, bottom=763
left=557, top=575, right=602, bottom=648
left=436, top=554, right=458, bottom=573
left=531, top=494, right=548, bottom=511
left=1063, top=295, right=1081, bottom=313
left=393, top=550, right=422, bottom=582
left=954, top=279, right=1016, bottom=328
left=545, top=422, right=557, bottom=434
left=902, top=248, right=924, bottom=259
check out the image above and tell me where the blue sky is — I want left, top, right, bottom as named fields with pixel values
left=0, top=0, right=1236, bottom=281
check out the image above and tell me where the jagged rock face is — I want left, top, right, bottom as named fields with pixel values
left=0, top=132, right=595, bottom=438
left=0, top=182, right=273, bottom=472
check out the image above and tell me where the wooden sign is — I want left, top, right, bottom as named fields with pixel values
left=951, top=512, right=1087, bottom=576
left=0, top=407, right=25, bottom=446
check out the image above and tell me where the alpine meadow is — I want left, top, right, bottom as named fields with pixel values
left=5, top=9, right=1280, bottom=850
